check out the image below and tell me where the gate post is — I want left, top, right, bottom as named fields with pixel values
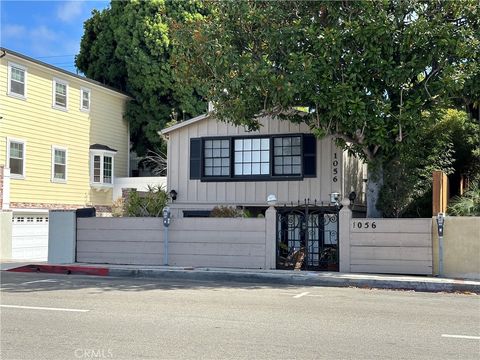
left=339, top=198, right=352, bottom=273
left=265, top=206, right=277, bottom=270
left=48, top=210, right=76, bottom=264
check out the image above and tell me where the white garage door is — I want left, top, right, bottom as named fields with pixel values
left=12, top=213, right=49, bottom=261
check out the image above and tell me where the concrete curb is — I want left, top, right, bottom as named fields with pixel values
left=108, top=268, right=480, bottom=294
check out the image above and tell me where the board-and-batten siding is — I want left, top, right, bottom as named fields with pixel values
left=0, top=55, right=128, bottom=207
left=167, top=116, right=343, bottom=211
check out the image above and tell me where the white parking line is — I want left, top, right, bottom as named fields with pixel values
left=441, top=334, right=480, bottom=340
left=293, top=292, right=310, bottom=298
left=21, top=279, right=58, bottom=285
left=1, top=305, right=90, bottom=313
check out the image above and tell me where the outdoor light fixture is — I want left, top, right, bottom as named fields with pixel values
left=169, top=189, right=178, bottom=201
left=330, top=192, right=340, bottom=205
left=267, top=194, right=277, bottom=206
left=348, top=191, right=357, bottom=204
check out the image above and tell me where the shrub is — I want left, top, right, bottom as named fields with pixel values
left=448, top=183, right=480, bottom=216
left=210, top=205, right=244, bottom=218
left=124, top=185, right=169, bottom=217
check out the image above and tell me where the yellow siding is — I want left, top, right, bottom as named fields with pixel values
left=0, top=54, right=129, bottom=207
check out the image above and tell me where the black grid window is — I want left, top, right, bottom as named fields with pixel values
left=273, top=136, right=302, bottom=175
left=204, top=139, right=230, bottom=176
left=234, top=138, right=270, bottom=176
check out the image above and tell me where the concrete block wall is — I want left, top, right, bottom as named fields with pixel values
left=432, top=216, right=480, bottom=280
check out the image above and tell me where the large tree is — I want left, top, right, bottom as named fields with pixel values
left=76, top=0, right=207, bottom=155
left=172, top=0, right=479, bottom=217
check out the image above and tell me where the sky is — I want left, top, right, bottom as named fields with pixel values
left=1, top=0, right=110, bottom=73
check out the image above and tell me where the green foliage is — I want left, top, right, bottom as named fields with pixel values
left=172, top=1, right=479, bottom=216
left=210, top=206, right=244, bottom=218
left=448, top=183, right=480, bottom=216
left=379, top=109, right=480, bottom=217
left=124, top=186, right=169, bottom=217
left=76, top=0, right=207, bottom=154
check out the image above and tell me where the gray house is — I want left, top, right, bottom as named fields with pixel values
left=160, top=113, right=366, bottom=270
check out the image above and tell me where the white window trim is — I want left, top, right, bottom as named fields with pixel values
left=7, top=62, right=27, bottom=100
left=80, top=87, right=91, bottom=112
left=51, top=145, right=68, bottom=183
left=6, top=137, right=26, bottom=180
left=90, top=150, right=115, bottom=188
left=52, top=77, right=69, bottom=111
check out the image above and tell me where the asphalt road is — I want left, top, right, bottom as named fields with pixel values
left=0, top=272, right=479, bottom=360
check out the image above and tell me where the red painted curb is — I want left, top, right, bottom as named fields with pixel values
left=6, top=264, right=109, bottom=276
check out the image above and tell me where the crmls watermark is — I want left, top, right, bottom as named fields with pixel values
left=74, top=349, right=114, bottom=359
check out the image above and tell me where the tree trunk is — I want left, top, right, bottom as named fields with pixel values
left=366, top=162, right=384, bottom=218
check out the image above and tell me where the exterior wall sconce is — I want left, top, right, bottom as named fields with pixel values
left=267, top=194, right=277, bottom=206
left=330, top=192, right=340, bottom=205
left=169, top=189, right=177, bottom=201
left=348, top=191, right=357, bottom=205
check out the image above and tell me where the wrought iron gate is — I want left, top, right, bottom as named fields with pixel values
left=276, top=201, right=339, bottom=271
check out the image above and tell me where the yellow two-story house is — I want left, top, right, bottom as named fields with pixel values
left=0, top=48, right=130, bottom=260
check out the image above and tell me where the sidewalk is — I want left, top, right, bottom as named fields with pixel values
left=2, top=260, right=479, bottom=294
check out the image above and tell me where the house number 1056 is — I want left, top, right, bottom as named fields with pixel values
left=332, top=153, right=338, bottom=182
left=352, top=221, right=377, bottom=229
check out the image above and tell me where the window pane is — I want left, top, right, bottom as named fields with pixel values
left=274, top=166, right=283, bottom=175
left=261, top=139, right=269, bottom=150
left=252, top=139, right=260, bottom=150
left=292, top=156, right=301, bottom=165
left=93, top=155, right=101, bottom=182
left=244, top=152, right=251, bottom=162
left=234, top=164, right=242, bottom=175
left=54, top=164, right=66, bottom=180
left=243, top=163, right=251, bottom=174
left=274, top=138, right=282, bottom=146
left=243, top=139, right=251, bottom=150
left=261, top=150, right=269, bottom=162
left=204, top=138, right=230, bottom=177
left=10, top=158, right=23, bottom=175
left=274, top=147, right=282, bottom=156
left=292, top=165, right=301, bottom=174
left=292, top=137, right=301, bottom=146
left=292, top=146, right=301, bottom=155
left=56, top=94, right=66, bottom=107
left=234, top=152, right=242, bottom=163
left=252, top=163, right=260, bottom=174
left=55, top=150, right=66, bottom=165
left=12, top=67, right=24, bottom=82
left=261, top=163, right=269, bottom=174
left=10, top=142, right=23, bottom=158
left=284, top=157, right=292, bottom=165
left=234, top=139, right=243, bottom=151
left=275, top=156, right=283, bottom=165
left=252, top=151, right=260, bottom=162
left=56, top=83, right=66, bottom=95
left=103, top=156, right=112, bottom=184
left=11, top=81, right=25, bottom=95
left=283, top=137, right=291, bottom=146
